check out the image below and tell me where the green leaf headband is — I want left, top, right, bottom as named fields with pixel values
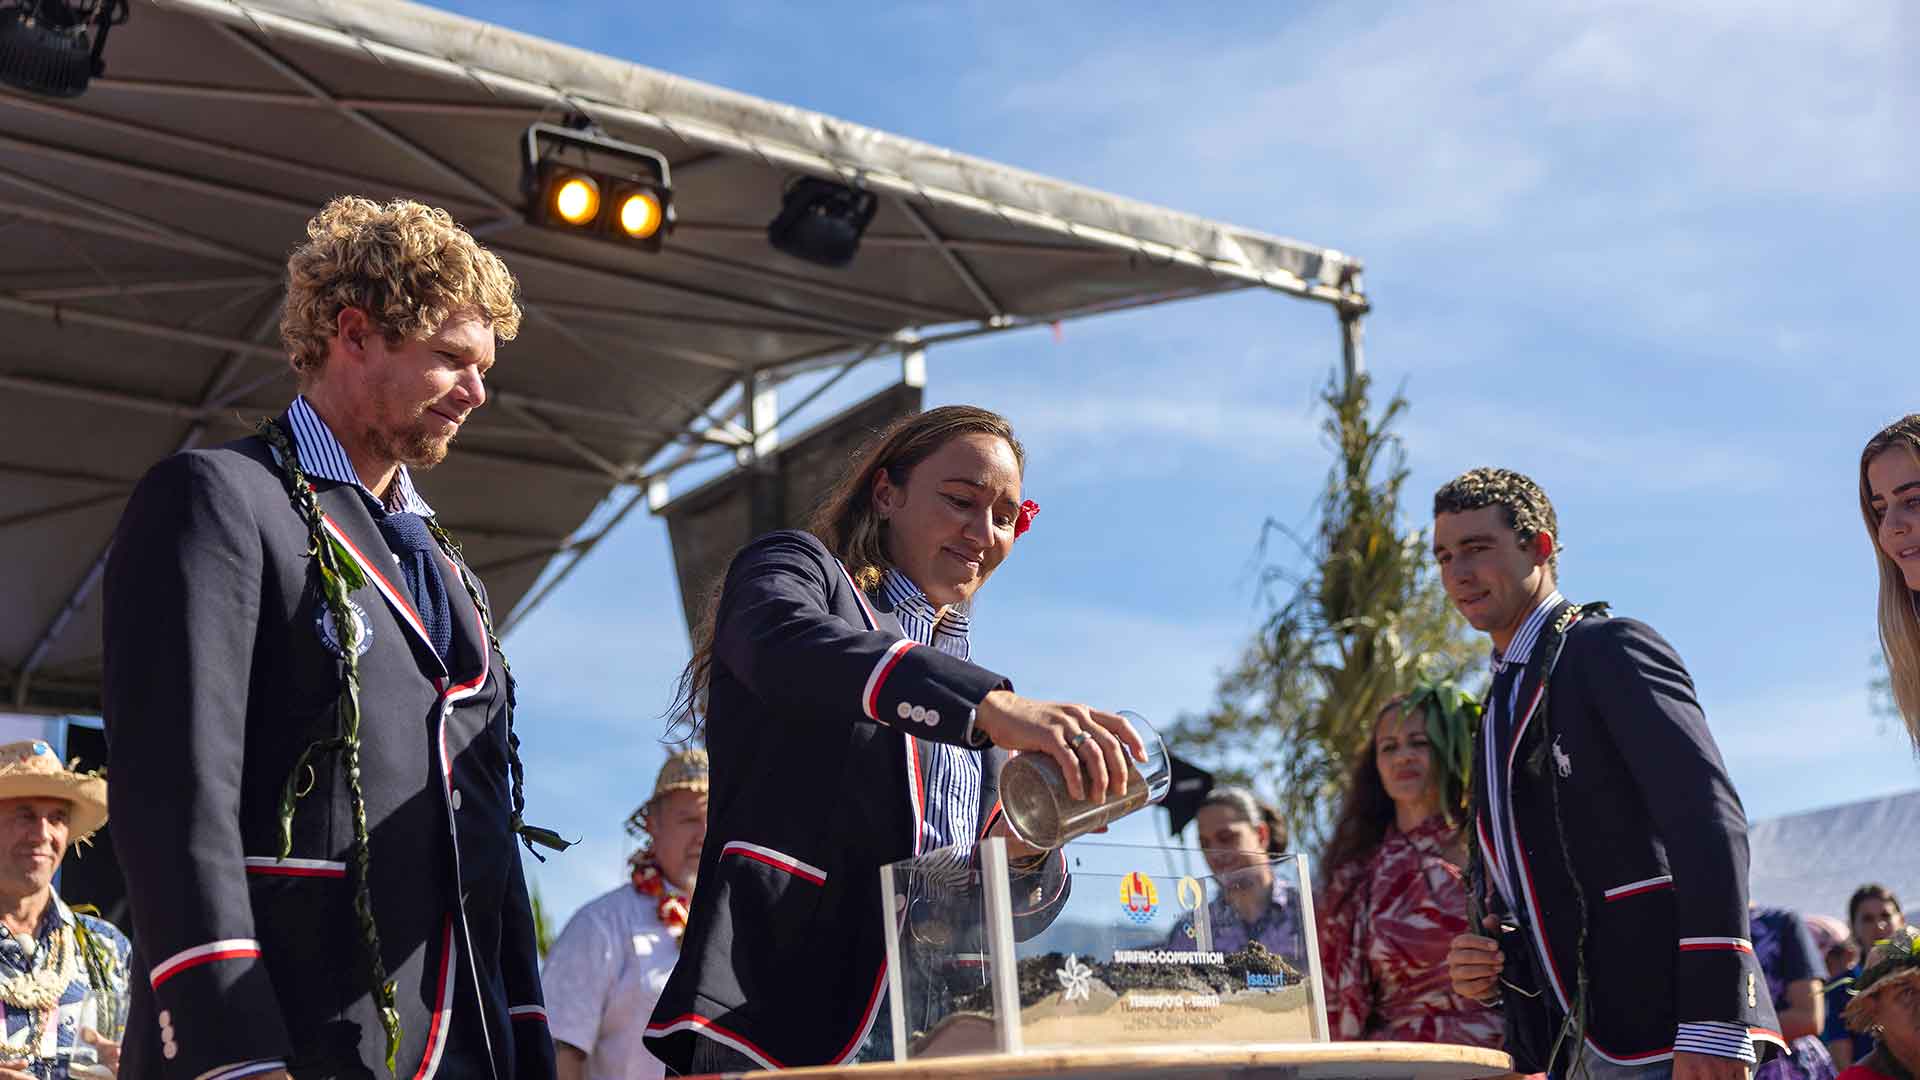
left=1397, top=677, right=1483, bottom=809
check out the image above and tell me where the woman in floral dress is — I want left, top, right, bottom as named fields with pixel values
left=1317, top=683, right=1505, bottom=1049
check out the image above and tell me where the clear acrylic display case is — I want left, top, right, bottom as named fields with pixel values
left=880, top=839, right=1328, bottom=1060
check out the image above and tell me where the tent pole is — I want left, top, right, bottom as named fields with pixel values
left=1340, top=305, right=1366, bottom=385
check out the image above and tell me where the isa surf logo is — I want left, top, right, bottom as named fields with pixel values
left=1120, top=871, right=1159, bottom=925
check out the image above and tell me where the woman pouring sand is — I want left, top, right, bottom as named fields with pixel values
left=643, top=406, right=1147, bottom=1075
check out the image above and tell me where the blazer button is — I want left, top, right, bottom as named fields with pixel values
left=450, top=789, right=463, bottom=811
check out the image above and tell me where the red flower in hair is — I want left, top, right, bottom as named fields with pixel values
left=1014, top=499, right=1040, bottom=538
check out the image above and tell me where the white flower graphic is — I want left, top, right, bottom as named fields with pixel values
left=1057, top=954, right=1093, bottom=1003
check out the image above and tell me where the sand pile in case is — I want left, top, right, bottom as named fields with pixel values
left=919, top=942, right=1313, bottom=1054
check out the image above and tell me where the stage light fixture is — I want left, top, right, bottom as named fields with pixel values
left=613, top=187, right=664, bottom=240
left=0, top=0, right=129, bottom=98
left=522, top=121, right=674, bottom=252
left=551, top=174, right=599, bottom=226
left=766, top=176, right=878, bottom=269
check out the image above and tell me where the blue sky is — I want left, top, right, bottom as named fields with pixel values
left=429, top=0, right=1920, bottom=925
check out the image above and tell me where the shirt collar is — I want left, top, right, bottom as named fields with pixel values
left=0, top=894, right=72, bottom=956
left=285, top=395, right=435, bottom=516
left=1490, top=589, right=1566, bottom=673
left=878, top=567, right=970, bottom=646
left=46, top=893, right=73, bottom=931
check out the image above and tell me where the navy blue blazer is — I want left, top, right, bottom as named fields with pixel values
left=645, top=530, right=1069, bottom=1072
left=1474, top=599, right=1781, bottom=1069
left=101, top=423, right=553, bottom=1080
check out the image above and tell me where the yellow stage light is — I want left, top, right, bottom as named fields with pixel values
left=523, top=123, right=674, bottom=251
left=616, top=190, right=663, bottom=239
left=552, top=175, right=600, bottom=226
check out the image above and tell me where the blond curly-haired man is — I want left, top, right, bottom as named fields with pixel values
left=103, top=197, right=554, bottom=1080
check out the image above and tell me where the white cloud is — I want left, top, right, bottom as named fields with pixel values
left=1702, top=675, right=1917, bottom=822
left=1398, top=399, right=1789, bottom=496
left=996, top=0, right=1911, bottom=230
left=1010, top=389, right=1324, bottom=481
left=971, top=597, right=1254, bottom=724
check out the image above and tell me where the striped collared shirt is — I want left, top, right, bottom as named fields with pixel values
left=879, top=568, right=981, bottom=852
left=1481, top=589, right=1564, bottom=913
left=284, top=395, right=435, bottom=516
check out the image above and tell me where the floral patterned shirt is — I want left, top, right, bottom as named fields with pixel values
left=1317, top=816, right=1504, bottom=1048
left=0, top=893, right=132, bottom=1079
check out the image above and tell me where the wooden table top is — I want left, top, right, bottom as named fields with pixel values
left=686, top=1041, right=1515, bottom=1079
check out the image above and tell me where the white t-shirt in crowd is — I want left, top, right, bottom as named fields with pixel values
left=542, top=883, right=683, bottom=1080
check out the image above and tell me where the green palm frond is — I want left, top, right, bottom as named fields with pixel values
left=1168, top=369, right=1482, bottom=853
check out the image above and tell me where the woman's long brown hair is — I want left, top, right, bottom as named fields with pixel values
left=667, top=405, right=1024, bottom=734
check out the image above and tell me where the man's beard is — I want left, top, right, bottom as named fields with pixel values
left=364, top=409, right=453, bottom=471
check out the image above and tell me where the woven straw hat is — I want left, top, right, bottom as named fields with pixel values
left=1843, top=926, right=1920, bottom=1032
left=625, top=749, right=709, bottom=840
left=0, top=740, right=107, bottom=841
left=649, top=748, right=709, bottom=806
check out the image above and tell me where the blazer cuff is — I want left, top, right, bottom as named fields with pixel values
left=149, top=940, right=291, bottom=1078
left=861, top=641, right=1007, bottom=747
left=1674, top=1021, right=1755, bottom=1063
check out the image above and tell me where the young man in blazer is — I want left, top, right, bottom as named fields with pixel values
left=102, top=197, right=554, bottom=1080
left=1436, top=468, right=1779, bottom=1080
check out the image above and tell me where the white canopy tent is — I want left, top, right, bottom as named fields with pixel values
left=0, top=0, right=1369, bottom=715
left=1749, top=790, right=1920, bottom=920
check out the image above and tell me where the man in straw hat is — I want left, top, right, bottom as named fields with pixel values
left=0, top=739, right=129, bottom=1078
left=101, top=197, right=557, bottom=1080
left=543, top=751, right=708, bottom=1080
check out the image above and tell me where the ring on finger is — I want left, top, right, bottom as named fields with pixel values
left=1068, top=731, right=1091, bottom=749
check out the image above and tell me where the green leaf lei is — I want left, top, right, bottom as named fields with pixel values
left=67, top=902, right=125, bottom=1031
left=257, top=419, right=569, bottom=1075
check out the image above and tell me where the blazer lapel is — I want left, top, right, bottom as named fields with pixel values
left=1502, top=598, right=1573, bottom=794
left=314, top=486, right=447, bottom=678
left=833, top=562, right=929, bottom=857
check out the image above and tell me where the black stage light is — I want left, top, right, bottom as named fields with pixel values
left=767, top=176, right=878, bottom=269
left=0, top=0, right=128, bottom=99
left=522, top=121, right=674, bottom=252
